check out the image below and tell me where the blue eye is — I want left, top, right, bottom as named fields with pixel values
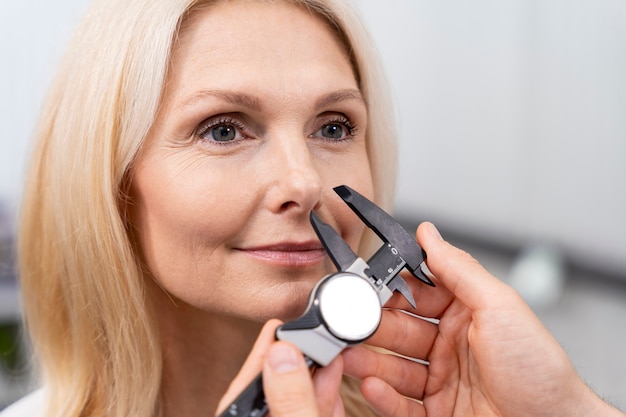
left=211, top=124, right=237, bottom=142
left=320, top=124, right=346, bottom=140
left=196, top=118, right=246, bottom=144
left=312, top=117, right=357, bottom=142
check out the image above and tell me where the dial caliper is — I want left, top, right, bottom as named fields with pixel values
left=219, top=185, right=434, bottom=417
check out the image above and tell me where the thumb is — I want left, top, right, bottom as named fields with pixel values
left=262, top=341, right=319, bottom=417
left=216, top=320, right=282, bottom=415
left=417, top=221, right=515, bottom=312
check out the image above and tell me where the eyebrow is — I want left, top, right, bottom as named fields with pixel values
left=175, top=90, right=263, bottom=112
left=175, top=88, right=365, bottom=112
left=315, top=89, right=366, bottom=109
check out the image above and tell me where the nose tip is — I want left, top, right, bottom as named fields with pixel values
left=277, top=165, right=323, bottom=213
left=280, top=184, right=320, bottom=213
left=266, top=142, right=323, bottom=215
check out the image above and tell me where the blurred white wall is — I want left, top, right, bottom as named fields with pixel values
left=357, top=1, right=626, bottom=276
left=1, top=1, right=625, bottom=276
left=0, top=1, right=92, bottom=214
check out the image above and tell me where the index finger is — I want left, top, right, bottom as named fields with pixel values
left=383, top=271, right=452, bottom=319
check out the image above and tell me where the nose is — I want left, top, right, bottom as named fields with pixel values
left=263, top=136, right=323, bottom=215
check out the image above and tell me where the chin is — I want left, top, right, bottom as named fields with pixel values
left=258, top=284, right=313, bottom=323
left=278, top=303, right=309, bottom=322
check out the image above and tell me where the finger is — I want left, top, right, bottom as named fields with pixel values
left=263, top=341, right=319, bottom=417
left=343, top=345, right=428, bottom=401
left=312, top=356, right=345, bottom=417
left=360, top=376, right=425, bottom=417
left=332, top=397, right=345, bottom=417
left=383, top=270, right=453, bottom=319
left=367, top=308, right=438, bottom=360
left=216, top=319, right=283, bottom=414
left=417, top=222, right=516, bottom=312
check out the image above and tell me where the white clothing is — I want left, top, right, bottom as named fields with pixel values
left=0, top=389, right=45, bottom=417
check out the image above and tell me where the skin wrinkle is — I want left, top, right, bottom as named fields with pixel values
left=422, top=305, right=463, bottom=414
left=452, top=321, right=470, bottom=417
left=396, top=357, right=427, bottom=400
left=175, top=88, right=365, bottom=116
left=388, top=309, right=437, bottom=360
left=372, top=353, right=414, bottom=397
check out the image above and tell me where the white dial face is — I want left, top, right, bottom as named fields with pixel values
left=318, top=273, right=382, bottom=342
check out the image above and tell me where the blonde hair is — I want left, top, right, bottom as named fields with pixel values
left=18, top=0, right=396, bottom=416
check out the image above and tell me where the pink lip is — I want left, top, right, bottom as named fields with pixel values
left=237, top=241, right=327, bottom=266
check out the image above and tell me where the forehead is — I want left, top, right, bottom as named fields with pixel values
left=163, top=0, right=358, bottom=105
left=178, top=0, right=349, bottom=55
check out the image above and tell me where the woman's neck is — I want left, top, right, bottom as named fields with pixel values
left=149, top=284, right=263, bottom=417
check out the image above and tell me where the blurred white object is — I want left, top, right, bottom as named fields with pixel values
left=508, top=244, right=566, bottom=310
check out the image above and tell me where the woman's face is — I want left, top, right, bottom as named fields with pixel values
left=130, top=0, right=373, bottom=321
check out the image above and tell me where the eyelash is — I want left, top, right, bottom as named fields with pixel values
left=315, top=116, right=359, bottom=141
left=195, top=116, right=248, bottom=145
left=194, top=114, right=359, bottom=145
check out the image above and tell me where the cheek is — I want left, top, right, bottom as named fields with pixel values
left=128, top=156, right=249, bottom=288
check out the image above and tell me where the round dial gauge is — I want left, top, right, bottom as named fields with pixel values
left=318, top=273, right=382, bottom=342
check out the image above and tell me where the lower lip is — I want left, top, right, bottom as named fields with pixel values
left=238, top=248, right=327, bottom=266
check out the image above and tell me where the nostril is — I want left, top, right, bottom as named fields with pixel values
left=280, top=200, right=297, bottom=211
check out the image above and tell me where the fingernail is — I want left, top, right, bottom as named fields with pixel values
left=268, top=343, right=302, bottom=373
left=428, top=223, right=443, bottom=241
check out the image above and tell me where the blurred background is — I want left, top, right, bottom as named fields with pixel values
left=1, top=0, right=625, bottom=410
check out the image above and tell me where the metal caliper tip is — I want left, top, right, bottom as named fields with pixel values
left=416, top=261, right=436, bottom=287
left=334, top=185, right=435, bottom=288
